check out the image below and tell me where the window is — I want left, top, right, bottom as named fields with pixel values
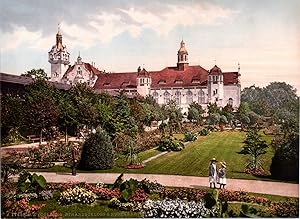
left=163, top=91, right=170, bottom=104
left=175, top=91, right=181, bottom=105
left=228, top=98, right=233, bottom=106
left=213, top=89, right=218, bottom=95
left=186, top=90, right=193, bottom=104
left=185, top=55, right=187, bottom=61
left=158, top=80, right=166, bottom=84
left=198, top=90, right=205, bottom=104
left=153, top=91, right=159, bottom=103
left=181, top=55, right=183, bottom=61
left=174, top=80, right=183, bottom=84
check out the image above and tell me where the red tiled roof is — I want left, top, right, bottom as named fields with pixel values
left=223, top=72, right=239, bottom=85
left=93, top=65, right=239, bottom=90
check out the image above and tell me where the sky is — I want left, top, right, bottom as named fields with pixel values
left=1, top=0, right=300, bottom=93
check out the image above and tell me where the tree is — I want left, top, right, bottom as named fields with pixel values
left=24, top=80, right=59, bottom=143
left=240, top=129, right=268, bottom=171
left=270, top=135, right=299, bottom=181
left=21, top=68, right=49, bottom=80
left=78, top=129, right=114, bottom=170
left=207, top=113, right=220, bottom=127
left=57, top=92, right=79, bottom=143
left=187, top=107, right=200, bottom=123
left=1, top=95, right=25, bottom=141
left=163, top=100, right=183, bottom=135
left=207, top=102, right=221, bottom=115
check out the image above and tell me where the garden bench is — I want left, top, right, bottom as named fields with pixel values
left=27, top=135, right=45, bottom=143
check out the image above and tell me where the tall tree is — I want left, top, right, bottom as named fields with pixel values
left=21, top=68, right=49, bottom=80
left=240, top=129, right=269, bottom=171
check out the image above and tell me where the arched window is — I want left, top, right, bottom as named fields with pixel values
left=181, top=55, right=183, bottom=61
left=228, top=98, right=233, bottom=106
left=186, top=90, right=193, bottom=104
left=153, top=91, right=159, bottom=103
left=198, top=90, right=205, bottom=104
left=163, top=91, right=170, bottom=104
left=175, top=90, right=181, bottom=105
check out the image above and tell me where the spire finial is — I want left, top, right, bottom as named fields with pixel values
left=78, top=51, right=80, bottom=58
left=238, top=62, right=240, bottom=73
left=214, top=59, right=217, bottom=65
left=57, top=22, right=61, bottom=34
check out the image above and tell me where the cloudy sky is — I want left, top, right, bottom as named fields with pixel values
left=1, top=0, right=300, bottom=93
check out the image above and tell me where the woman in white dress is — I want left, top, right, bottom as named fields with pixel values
left=208, top=158, right=218, bottom=188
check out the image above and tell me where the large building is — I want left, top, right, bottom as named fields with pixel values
left=49, top=29, right=241, bottom=113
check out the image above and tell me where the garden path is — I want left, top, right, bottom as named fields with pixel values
left=30, top=172, right=298, bottom=198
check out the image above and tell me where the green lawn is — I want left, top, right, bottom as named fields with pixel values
left=28, top=131, right=279, bottom=181
left=130, top=131, right=274, bottom=180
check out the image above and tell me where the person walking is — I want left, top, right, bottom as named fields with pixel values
left=71, top=143, right=81, bottom=176
left=218, top=161, right=227, bottom=189
left=209, top=158, right=218, bottom=188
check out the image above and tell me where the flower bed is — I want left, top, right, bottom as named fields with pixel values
left=143, top=199, right=218, bottom=218
left=58, top=186, right=97, bottom=205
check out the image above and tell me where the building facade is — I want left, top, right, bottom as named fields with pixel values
left=49, top=30, right=241, bottom=113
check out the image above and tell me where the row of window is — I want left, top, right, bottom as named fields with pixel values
left=152, top=90, right=206, bottom=104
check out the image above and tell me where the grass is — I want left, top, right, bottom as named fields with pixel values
left=34, top=200, right=142, bottom=218
left=131, top=131, right=275, bottom=180
left=28, top=131, right=281, bottom=181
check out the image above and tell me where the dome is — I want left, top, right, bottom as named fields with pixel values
left=178, top=40, right=188, bottom=54
left=209, top=65, right=222, bottom=75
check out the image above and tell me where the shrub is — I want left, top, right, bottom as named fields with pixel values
left=39, top=190, right=53, bottom=201
left=109, top=198, right=143, bottom=212
left=86, top=186, right=120, bottom=200
left=17, top=171, right=47, bottom=193
left=143, top=199, right=218, bottom=218
left=129, top=188, right=148, bottom=203
left=58, top=186, right=97, bottom=205
left=15, top=193, right=38, bottom=201
left=139, top=178, right=165, bottom=194
left=159, top=188, right=205, bottom=202
left=184, top=132, right=197, bottom=142
left=264, top=200, right=299, bottom=217
left=78, top=129, right=114, bottom=170
left=1, top=151, right=23, bottom=183
left=199, top=128, right=210, bottom=136
left=157, top=136, right=184, bottom=152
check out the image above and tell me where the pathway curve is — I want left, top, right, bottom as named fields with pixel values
left=31, top=172, right=298, bottom=198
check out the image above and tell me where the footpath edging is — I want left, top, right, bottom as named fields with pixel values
left=30, top=172, right=299, bottom=198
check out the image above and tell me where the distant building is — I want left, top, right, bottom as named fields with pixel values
left=49, top=28, right=241, bottom=112
left=48, top=28, right=101, bottom=86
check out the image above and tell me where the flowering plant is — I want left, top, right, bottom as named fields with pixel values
left=58, top=186, right=96, bottom=205
left=109, top=198, right=143, bottom=212
left=86, top=186, right=121, bottom=200
left=143, top=199, right=218, bottom=218
left=39, top=190, right=53, bottom=201
left=15, top=192, right=38, bottom=201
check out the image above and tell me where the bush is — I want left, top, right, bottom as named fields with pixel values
left=78, top=129, right=114, bottom=170
left=184, top=132, right=197, bottom=142
left=263, top=200, right=299, bottom=217
left=199, top=128, right=210, bottom=136
left=58, top=186, right=97, bottom=205
left=270, top=136, right=299, bottom=181
left=109, top=198, right=143, bottom=212
left=143, top=199, right=218, bottom=218
left=159, top=188, right=205, bottom=202
left=157, top=136, right=184, bottom=152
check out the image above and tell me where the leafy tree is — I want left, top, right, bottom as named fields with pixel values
left=163, top=100, right=182, bottom=135
left=21, top=68, right=49, bottom=80
left=0, top=95, right=25, bottom=140
left=240, top=129, right=268, bottom=171
left=57, top=92, right=79, bottom=143
left=270, top=135, right=299, bottom=181
left=109, top=94, right=138, bottom=137
left=78, top=129, right=114, bottom=170
left=187, top=107, right=200, bottom=123
left=207, top=102, right=221, bottom=115
left=24, top=80, right=59, bottom=143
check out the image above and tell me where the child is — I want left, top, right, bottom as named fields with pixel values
left=218, top=161, right=227, bottom=189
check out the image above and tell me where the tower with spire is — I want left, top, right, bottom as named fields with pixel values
left=48, top=25, right=70, bottom=82
left=177, top=40, right=189, bottom=71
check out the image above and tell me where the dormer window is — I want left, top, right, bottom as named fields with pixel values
left=192, top=79, right=200, bottom=84
left=103, top=82, right=110, bottom=86
left=174, top=80, right=183, bottom=84
left=158, top=80, right=166, bottom=84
